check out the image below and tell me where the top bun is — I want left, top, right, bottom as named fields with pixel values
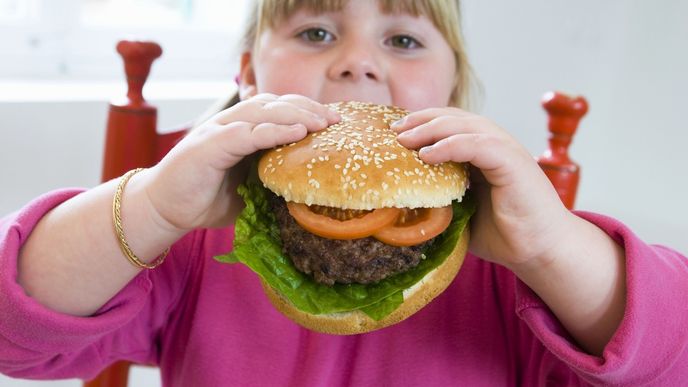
left=258, top=101, right=469, bottom=210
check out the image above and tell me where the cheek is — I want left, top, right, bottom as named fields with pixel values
left=257, top=72, right=314, bottom=96
left=391, top=61, right=455, bottom=110
left=254, top=48, right=321, bottom=97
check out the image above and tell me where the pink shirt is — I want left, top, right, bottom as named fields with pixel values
left=1, top=189, right=687, bottom=386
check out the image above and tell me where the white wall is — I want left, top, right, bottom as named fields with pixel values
left=1, top=0, right=687, bottom=386
left=0, top=92, right=218, bottom=214
left=461, top=0, right=688, bottom=253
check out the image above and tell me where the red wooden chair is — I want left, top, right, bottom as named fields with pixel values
left=83, top=40, right=588, bottom=387
left=84, top=40, right=188, bottom=387
left=99, top=40, right=189, bottom=184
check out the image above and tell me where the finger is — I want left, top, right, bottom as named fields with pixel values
left=277, top=94, right=341, bottom=124
left=250, top=122, right=309, bottom=149
left=213, top=122, right=307, bottom=161
left=418, top=133, right=515, bottom=177
left=419, top=133, right=541, bottom=190
left=390, top=107, right=471, bottom=132
left=216, top=100, right=329, bottom=131
left=261, top=101, right=331, bottom=131
left=250, top=93, right=279, bottom=103
left=396, top=115, right=478, bottom=150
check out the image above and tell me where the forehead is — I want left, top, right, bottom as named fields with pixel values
left=260, top=0, right=439, bottom=26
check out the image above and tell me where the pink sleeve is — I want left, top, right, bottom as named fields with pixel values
left=0, top=189, right=194, bottom=381
left=515, top=211, right=688, bottom=385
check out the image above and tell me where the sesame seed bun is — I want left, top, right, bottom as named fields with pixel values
left=258, top=101, right=469, bottom=210
left=261, top=225, right=469, bottom=335
left=253, top=101, right=472, bottom=335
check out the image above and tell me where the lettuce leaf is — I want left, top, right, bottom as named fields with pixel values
left=215, top=172, right=475, bottom=321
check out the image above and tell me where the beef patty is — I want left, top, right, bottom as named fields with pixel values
left=270, top=194, right=432, bottom=286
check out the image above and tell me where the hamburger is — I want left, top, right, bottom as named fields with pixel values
left=216, top=101, right=474, bottom=335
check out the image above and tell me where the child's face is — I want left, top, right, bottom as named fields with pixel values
left=243, top=0, right=456, bottom=111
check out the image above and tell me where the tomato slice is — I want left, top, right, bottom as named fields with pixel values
left=287, top=202, right=401, bottom=240
left=373, top=206, right=453, bottom=247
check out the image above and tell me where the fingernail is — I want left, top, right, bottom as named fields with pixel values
left=397, top=129, right=413, bottom=138
left=391, top=117, right=407, bottom=128
left=327, top=109, right=341, bottom=122
left=314, top=115, right=328, bottom=126
left=419, top=145, right=433, bottom=156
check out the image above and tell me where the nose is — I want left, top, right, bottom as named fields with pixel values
left=328, top=43, right=383, bottom=83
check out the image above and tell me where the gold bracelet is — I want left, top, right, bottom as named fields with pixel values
left=112, top=168, right=169, bottom=269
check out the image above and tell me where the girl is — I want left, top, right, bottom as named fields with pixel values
left=2, top=0, right=687, bottom=385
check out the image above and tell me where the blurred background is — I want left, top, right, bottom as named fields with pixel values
left=1, top=0, right=686, bottom=386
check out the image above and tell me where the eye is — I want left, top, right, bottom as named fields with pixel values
left=298, top=27, right=335, bottom=43
left=387, top=34, right=423, bottom=50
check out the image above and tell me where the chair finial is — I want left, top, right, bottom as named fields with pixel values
left=116, top=40, right=162, bottom=105
left=537, top=91, right=589, bottom=209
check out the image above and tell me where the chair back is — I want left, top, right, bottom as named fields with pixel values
left=101, top=40, right=188, bottom=182
left=84, top=40, right=187, bottom=387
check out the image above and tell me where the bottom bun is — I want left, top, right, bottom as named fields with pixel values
left=261, top=227, right=470, bottom=335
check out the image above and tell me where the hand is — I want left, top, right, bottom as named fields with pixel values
left=144, top=94, right=341, bottom=232
left=392, top=107, right=573, bottom=268
left=394, top=108, right=628, bottom=355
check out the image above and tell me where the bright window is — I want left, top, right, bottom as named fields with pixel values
left=0, top=0, right=248, bottom=81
